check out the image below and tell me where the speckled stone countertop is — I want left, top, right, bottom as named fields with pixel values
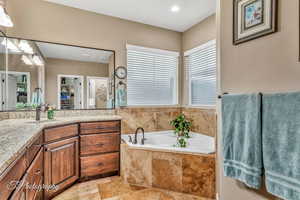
left=0, top=115, right=122, bottom=175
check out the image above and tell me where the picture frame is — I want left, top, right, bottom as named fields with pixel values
left=233, top=0, right=277, bottom=45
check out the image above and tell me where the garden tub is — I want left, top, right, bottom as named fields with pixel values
left=121, top=130, right=215, bottom=155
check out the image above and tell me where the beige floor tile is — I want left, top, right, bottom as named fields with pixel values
left=53, top=177, right=215, bottom=200
left=98, top=177, right=146, bottom=199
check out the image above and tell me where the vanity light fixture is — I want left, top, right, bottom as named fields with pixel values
left=171, top=5, right=180, bottom=13
left=22, top=55, right=33, bottom=65
left=0, top=5, right=13, bottom=27
left=1, top=38, right=20, bottom=52
left=32, top=55, right=44, bottom=66
left=19, top=40, right=34, bottom=54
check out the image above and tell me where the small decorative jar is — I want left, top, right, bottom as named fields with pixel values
left=47, top=107, right=55, bottom=120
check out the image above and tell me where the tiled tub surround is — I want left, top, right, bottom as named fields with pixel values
left=0, top=115, right=122, bottom=175
left=121, top=144, right=216, bottom=199
left=182, top=107, right=217, bottom=137
left=116, top=107, right=182, bottom=134
left=117, top=107, right=217, bottom=137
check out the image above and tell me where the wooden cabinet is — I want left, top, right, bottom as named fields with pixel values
left=44, top=124, right=78, bottom=143
left=0, top=120, right=121, bottom=200
left=44, top=137, right=79, bottom=199
left=80, top=133, right=120, bottom=156
left=80, top=153, right=119, bottom=177
left=26, top=135, right=43, bottom=167
left=80, top=121, right=120, bottom=135
left=9, top=173, right=28, bottom=200
left=80, top=121, right=121, bottom=180
left=0, top=154, right=27, bottom=200
left=26, top=148, right=43, bottom=200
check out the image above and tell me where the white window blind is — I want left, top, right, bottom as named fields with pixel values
left=127, top=44, right=178, bottom=106
left=184, top=40, right=216, bottom=106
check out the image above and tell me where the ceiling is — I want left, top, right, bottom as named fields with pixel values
left=36, top=42, right=113, bottom=64
left=44, top=0, right=216, bottom=32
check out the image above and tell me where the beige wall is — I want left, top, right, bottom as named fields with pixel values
left=45, top=58, right=108, bottom=108
left=6, top=0, right=183, bottom=104
left=182, top=15, right=217, bottom=105
left=0, top=53, right=39, bottom=99
left=218, top=0, right=299, bottom=199
left=182, top=14, right=216, bottom=52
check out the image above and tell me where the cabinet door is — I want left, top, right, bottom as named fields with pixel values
left=9, top=173, right=27, bottom=200
left=44, top=137, right=79, bottom=199
left=26, top=148, right=43, bottom=200
left=0, top=154, right=27, bottom=200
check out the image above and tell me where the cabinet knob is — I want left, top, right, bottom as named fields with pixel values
left=35, top=169, right=42, bottom=175
left=97, top=163, right=103, bottom=166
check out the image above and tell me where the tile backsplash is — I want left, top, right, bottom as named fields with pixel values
left=0, top=107, right=217, bottom=137
left=0, top=109, right=116, bottom=120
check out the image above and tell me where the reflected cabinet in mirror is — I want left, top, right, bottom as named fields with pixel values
left=0, top=36, right=115, bottom=111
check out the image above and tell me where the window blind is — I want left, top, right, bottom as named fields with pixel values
left=184, top=40, right=216, bottom=106
left=127, top=44, right=178, bottom=106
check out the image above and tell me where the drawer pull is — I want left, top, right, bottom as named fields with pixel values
left=96, top=143, right=104, bottom=147
left=35, top=169, right=42, bottom=175
left=97, top=163, right=104, bottom=166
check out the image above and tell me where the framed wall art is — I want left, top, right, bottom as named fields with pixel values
left=233, top=0, right=277, bottom=45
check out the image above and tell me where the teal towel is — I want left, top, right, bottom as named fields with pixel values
left=263, top=92, right=300, bottom=200
left=222, top=93, right=263, bottom=189
left=31, top=91, right=43, bottom=106
left=117, top=88, right=126, bottom=107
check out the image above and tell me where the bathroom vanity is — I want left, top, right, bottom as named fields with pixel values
left=0, top=117, right=121, bottom=200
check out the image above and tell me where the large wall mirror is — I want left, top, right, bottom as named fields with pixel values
left=0, top=34, right=115, bottom=111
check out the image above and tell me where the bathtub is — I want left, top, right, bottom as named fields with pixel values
left=121, top=130, right=215, bottom=154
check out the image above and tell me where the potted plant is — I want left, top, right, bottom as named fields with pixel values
left=170, top=114, right=192, bottom=148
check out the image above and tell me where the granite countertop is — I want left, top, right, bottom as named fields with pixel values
left=0, top=115, right=122, bottom=176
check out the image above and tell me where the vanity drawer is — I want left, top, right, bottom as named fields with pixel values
left=26, top=148, right=43, bottom=200
left=80, top=133, right=120, bottom=156
left=0, top=153, right=27, bottom=200
left=44, top=124, right=78, bottom=143
left=26, top=134, right=43, bottom=166
left=80, top=121, right=120, bottom=135
left=80, top=152, right=119, bottom=177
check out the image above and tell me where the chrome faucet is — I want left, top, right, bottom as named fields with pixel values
left=36, top=105, right=42, bottom=121
left=34, top=88, right=44, bottom=122
left=133, top=127, right=145, bottom=145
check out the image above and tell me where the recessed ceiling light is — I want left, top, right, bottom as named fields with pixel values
left=171, top=5, right=180, bottom=13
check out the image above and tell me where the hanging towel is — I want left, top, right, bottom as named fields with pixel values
left=117, top=88, right=127, bottom=107
left=31, top=90, right=43, bottom=107
left=263, top=92, right=300, bottom=200
left=222, top=93, right=263, bottom=189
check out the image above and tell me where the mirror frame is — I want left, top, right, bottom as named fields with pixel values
left=0, top=32, right=116, bottom=112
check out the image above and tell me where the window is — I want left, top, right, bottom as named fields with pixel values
left=127, top=44, right=179, bottom=106
left=184, top=40, right=216, bottom=106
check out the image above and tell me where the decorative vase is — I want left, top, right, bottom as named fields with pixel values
left=47, top=110, right=54, bottom=120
